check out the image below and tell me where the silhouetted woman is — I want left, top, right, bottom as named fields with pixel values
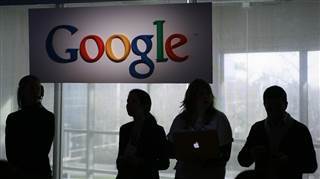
left=167, top=79, right=233, bottom=179
left=5, top=75, right=54, bottom=179
left=116, top=89, right=169, bottom=179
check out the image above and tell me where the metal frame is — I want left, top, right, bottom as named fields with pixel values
left=53, top=83, right=63, bottom=179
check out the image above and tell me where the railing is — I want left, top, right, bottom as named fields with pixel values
left=61, top=129, right=320, bottom=179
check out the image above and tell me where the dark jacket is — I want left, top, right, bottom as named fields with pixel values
left=238, top=117, right=317, bottom=179
left=116, top=119, right=169, bottom=179
left=5, top=105, right=54, bottom=178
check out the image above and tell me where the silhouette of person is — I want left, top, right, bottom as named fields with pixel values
left=5, top=75, right=54, bottom=179
left=116, top=89, right=169, bottom=179
left=238, top=85, right=318, bottom=179
left=167, top=79, right=233, bottom=179
left=0, top=160, right=10, bottom=179
left=235, top=170, right=256, bottom=179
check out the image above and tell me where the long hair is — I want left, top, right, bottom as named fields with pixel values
left=181, top=79, right=217, bottom=127
left=17, top=75, right=43, bottom=109
left=129, top=89, right=156, bottom=123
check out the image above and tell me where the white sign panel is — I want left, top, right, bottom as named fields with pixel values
left=29, top=3, right=212, bottom=83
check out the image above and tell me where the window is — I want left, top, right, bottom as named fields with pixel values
left=48, top=51, right=320, bottom=179
left=60, top=83, right=187, bottom=178
left=224, top=52, right=300, bottom=139
left=308, top=51, right=320, bottom=179
left=224, top=51, right=320, bottom=179
left=308, top=51, right=320, bottom=145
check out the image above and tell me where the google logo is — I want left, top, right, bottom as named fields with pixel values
left=46, top=20, right=189, bottom=79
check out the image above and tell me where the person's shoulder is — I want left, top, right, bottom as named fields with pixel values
left=287, top=118, right=314, bottom=141
left=6, top=111, right=21, bottom=124
left=120, top=121, right=134, bottom=130
left=39, top=107, right=55, bottom=120
left=40, top=107, right=54, bottom=115
left=250, top=120, right=265, bottom=130
left=213, top=109, right=228, bottom=119
left=6, top=110, right=26, bottom=121
left=155, top=124, right=165, bottom=132
left=209, top=110, right=228, bottom=129
left=212, top=110, right=232, bottom=125
left=7, top=110, right=20, bottom=118
left=175, top=112, right=185, bottom=119
left=289, top=117, right=310, bottom=133
left=171, top=112, right=186, bottom=125
left=253, top=120, right=265, bottom=125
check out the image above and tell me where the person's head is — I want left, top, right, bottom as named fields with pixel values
left=17, top=75, right=44, bottom=109
left=263, top=85, right=288, bottom=122
left=182, top=78, right=215, bottom=114
left=126, top=89, right=152, bottom=120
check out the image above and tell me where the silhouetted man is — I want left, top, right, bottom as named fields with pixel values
left=235, top=170, right=256, bottom=179
left=238, top=85, right=317, bottom=179
left=5, top=75, right=54, bottom=179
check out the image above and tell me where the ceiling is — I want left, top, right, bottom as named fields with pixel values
left=0, top=0, right=316, bottom=6
left=0, top=0, right=135, bottom=6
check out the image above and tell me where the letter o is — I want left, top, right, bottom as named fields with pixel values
left=106, top=34, right=131, bottom=63
left=80, top=35, right=104, bottom=63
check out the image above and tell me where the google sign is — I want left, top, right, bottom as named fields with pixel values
left=46, top=21, right=188, bottom=79
left=29, top=3, right=212, bottom=83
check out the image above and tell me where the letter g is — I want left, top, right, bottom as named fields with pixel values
left=46, top=25, right=78, bottom=63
